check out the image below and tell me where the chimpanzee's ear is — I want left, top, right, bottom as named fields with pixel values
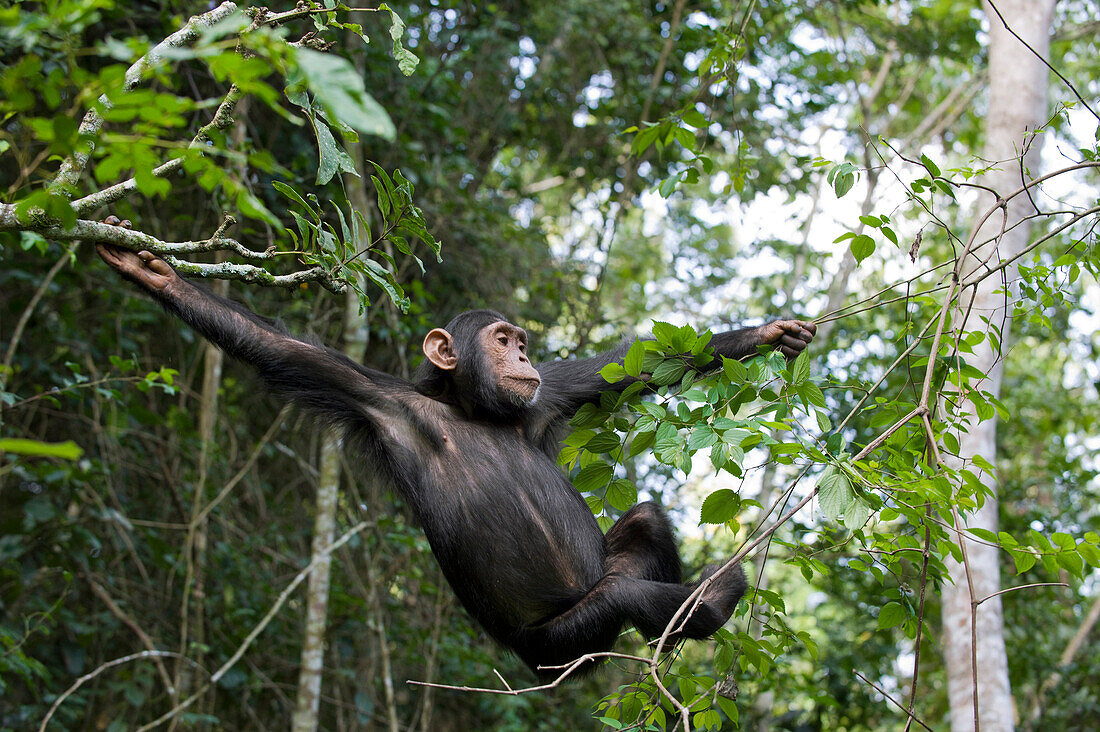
left=423, top=328, right=458, bottom=370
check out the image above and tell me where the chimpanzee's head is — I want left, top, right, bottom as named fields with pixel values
left=414, top=309, right=541, bottom=417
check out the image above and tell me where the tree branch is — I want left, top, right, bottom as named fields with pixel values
left=0, top=208, right=345, bottom=292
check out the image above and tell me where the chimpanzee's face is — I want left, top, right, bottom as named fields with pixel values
left=478, top=321, right=540, bottom=406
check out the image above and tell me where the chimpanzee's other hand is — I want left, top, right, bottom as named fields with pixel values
left=755, top=320, right=817, bottom=359
left=96, top=216, right=177, bottom=293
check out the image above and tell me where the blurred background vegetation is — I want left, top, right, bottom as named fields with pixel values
left=2, top=1, right=1099, bottom=729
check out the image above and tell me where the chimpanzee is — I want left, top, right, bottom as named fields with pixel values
left=96, top=217, right=816, bottom=678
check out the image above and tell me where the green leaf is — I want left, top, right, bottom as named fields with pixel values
left=235, top=188, right=279, bottom=225
left=722, top=357, right=747, bottom=383
left=673, top=125, right=695, bottom=151
left=606, top=479, right=638, bottom=511
left=700, top=489, right=740, bottom=524
left=631, top=124, right=661, bottom=156
left=1078, top=543, right=1100, bottom=568
left=834, top=171, right=855, bottom=197
left=817, top=466, right=854, bottom=522
left=311, top=115, right=357, bottom=185
left=791, top=349, right=810, bottom=385
left=628, top=429, right=656, bottom=458
left=585, top=432, right=621, bottom=454
left=623, top=339, right=644, bottom=377
left=1057, top=550, right=1085, bottom=578
left=573, top=463, right=613, bottom=492
left=651, top=321, right=678, bottom=347
left=600, top=362, right=626, bottom=383
left=920, top=153, right=941, bottom=178
left=273, top=180, right=317, bottom=214
left=968, top=527, right=1000, bottom=544
left=681, top=108, right=707, bottom=128
left=877, top=602, right=906, bottom=630
left=293, top=48, right=395, bottom=139
left=0, top=438, right=83, bottom=460
left=654, top=422, right=683, bottom=462
left=649, top=359, right=686, bottom=386
left=381, top=5, right=420, bottom=76
left=658, top=172, right=682, bottom=198
left=843, top=496, right=870, bottom=530
left=1013, top=551, right=1037, bottom=574
left=681, top=388, right=708, bottom=402
left=850, top=234, right=875, bottom=264
left=687, top=425, right=719, bottom=451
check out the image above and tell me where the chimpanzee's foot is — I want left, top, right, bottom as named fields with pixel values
left=695, top=562, right=747, bottom=619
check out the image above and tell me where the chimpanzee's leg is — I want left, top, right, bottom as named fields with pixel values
left=602, top=501, right=746, bottom=638
left=602, top=501, right=748, bottom=638
left=513, top=502, right=746, bottom=679
left=604, top=501, right=682, bottom=583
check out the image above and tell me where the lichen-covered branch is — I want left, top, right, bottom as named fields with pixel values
left=0, top=206, right=344, bottom=293
left=165, top=257, right=344, bottom=292
left=0, top=208, right=265, bottom=258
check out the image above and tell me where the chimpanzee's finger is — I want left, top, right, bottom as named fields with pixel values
left=778, top=323, right=810, bottom=344
left=137, top=251, right=174, bottom=277
left=786, top=321, right=816, bottom=341
left=780, top=334, right=807, bottom=352
left=104, top=215, right=121, bottom=225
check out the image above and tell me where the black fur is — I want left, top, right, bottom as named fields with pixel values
left=146, top=280, right=758, bottom=679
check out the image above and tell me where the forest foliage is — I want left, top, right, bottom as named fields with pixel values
left=2, top=1, right=1100, bottom=730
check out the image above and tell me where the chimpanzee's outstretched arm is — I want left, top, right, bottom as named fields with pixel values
left=536, top=321, right=816, bottom=419
left=97, top=242, right=414, bottom=432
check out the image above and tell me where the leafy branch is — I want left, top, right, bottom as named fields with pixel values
left=3, top=0, right=437, bottom=305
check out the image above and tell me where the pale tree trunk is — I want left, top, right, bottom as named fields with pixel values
left=290, top=428, right=341, bottom=731
left=941, top=3, right=1054, bottom=731
left=291, top=152, right=372, bottom=731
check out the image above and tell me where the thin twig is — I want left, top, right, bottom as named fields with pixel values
left=39, top=651, right=197, bottom=731
left=192, top=407, right=289, bottom=526
left=407, top=651, right=651, bottom=695
left=854, top=671, right=935, bottom=731
left=976, top=582, right=1068, bottom=605
left=86, top=578, right=176, bottom=696
left=1, top=244, right=76, bottom=374
left=902, top=504, right=933, bottom=732
left=985, top=0, right=1100, bottom=121
left=132, top=521, right=369, bottom=731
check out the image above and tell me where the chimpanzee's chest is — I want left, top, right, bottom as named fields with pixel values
left=413, top=420, right=606, bottom=613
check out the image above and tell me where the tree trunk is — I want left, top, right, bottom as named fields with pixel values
left=291, top=429, right=341, bottom=731
left=291, top=146, right=372, bottom=731
left=941, top=3, right=1054, bottom=731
